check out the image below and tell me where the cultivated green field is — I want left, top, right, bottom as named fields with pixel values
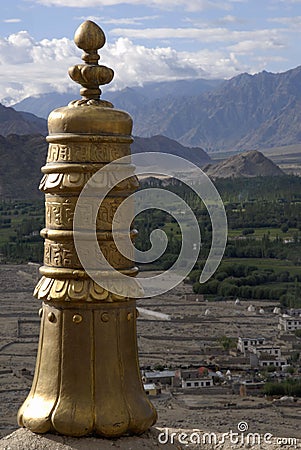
left=220, top=257, right=300, bottom=276
left=228, top=227, right=299, bottom=240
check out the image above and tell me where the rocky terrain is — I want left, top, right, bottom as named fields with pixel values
left=11, top=66, right=301, bottom=152
left=130, top=66, right=301, bottom=152
left=0, top=265, right=300, bottom=444
left=203, top=150, right=285, bottom=178
left=0, top=129, right=288, bottom=199
left=0, top=132, right=211, bottom=199
left=132, top=135, right=211, bottom=167
left=0, top=134, right=45, bottom=199
left=1, top=426, right=300, bottom=450
left=11, top=78, right=223, bottom=119
left=0, top=104, right=46, bottom=137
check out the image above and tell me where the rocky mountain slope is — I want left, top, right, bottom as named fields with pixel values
left=0, top=133, right=283, bottom=199
left=0, top=104, right=46, bottom=137
left=204, top=150, right=285, bottom=178
left=0, top=134, right=210, bottom=199
left=131, top=66, right=301, bottom=152
left=12, top=78, right=222, bottom=119
left=0, top=134, right=46, bottom=198
left=11, top=66, right=301, bottom=153
left=132, top=135, right=211, bottom=168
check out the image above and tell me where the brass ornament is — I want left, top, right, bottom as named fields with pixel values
left=18, top=20, right=157, bottom=437
left=69, top=20, right=114, bottom=105
left=72, top=314, right=83, bottom=324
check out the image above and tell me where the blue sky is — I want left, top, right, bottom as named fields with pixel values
left=1, top=0, right=301, bottom=104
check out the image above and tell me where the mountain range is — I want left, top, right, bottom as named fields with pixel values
left=129, top=66, right=301, bottom=152
left=0, top=134, right=46, bottom=199
left=12, top=78, right=222, bottom=120
left=0, top=104, right=46, bottom=137
left=0, top=130, right=284, bottom=199
left=0, top=133, right=211, bottom=199
left=11, top=66, right=301, bottom=153
left=131, top=135, right=211, bottom=169
left=0, top=65, right=298, bottom=199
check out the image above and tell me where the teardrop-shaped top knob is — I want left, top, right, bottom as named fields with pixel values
left=69, top=20, right=114, bottom=103
left=74, top=21, right=105, bottom=64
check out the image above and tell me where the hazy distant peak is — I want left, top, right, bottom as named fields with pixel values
left=204, top=150, right=285, bottom=179
left=0, top=103, right=46, bottom=137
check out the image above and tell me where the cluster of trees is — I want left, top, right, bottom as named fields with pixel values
left=134, top=209, right=181, bottom=270
left=0, top=241, right=43, bottom=263
left=139, top=175, right=301, bottom=266
left=264, top=379, right=301, bottom=397
left=0, top=200, right=44, bottom=263
left=191, top=263, right=301, bottom=306
left=225, top=234, right=301, bottom=263
left=148, top=175, right=301, bottom=231
left=215, top=175, right=301, bottom=203
left=1, top=175, right=301, bottom=279
left=226, top=201, right=301, bottom=230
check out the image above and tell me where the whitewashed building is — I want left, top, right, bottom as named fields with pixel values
left=258, top=358, right=287, bottom=368
left=181, top=378, right=213, bottom=388
left=249, top=345, right=287, bottom=369
left=278, top=314, right=301, bottom=332
left=142, top=370, right=175, bottom=386
left=237, top=336, right=266, bottom=355
left=143, top=383, right=161, bottom=396
left=249, top=345, right=282, bottom=358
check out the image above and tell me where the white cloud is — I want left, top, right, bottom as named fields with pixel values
left=0, top=32, right=79, bottom=103
left=29, top=0, right=233, bottom=12
left=269, top=16, right=301, bottom=28
left=178, top=48, right=249, bottom=78
left=228, top=38, right=286, bottom=54
left=105, top=37, right=202, bottom=87
left=0, top=30, right=235, bottom=104
left=254, top=55, right=287, bottom=66
left=0, top=31, right=35, bottom=64
left=0, top=26, right=287, bottom=105
left=110, top=26, right=285, bottom=46
left=219, top=14, right=239, bottom=23
left=75, top=15, right=160, bottom=26
left=111, top=26, right=216, bottom=40
left=3, top=18, right=22, bottom=23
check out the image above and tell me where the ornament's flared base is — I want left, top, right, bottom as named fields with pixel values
left=17, top=301, right=157, bottom=437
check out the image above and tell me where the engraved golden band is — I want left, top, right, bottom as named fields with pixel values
left=39, top=265, right=139, bottom=279
left=41, top=162, right=136, bottom=174
left=40, top=228, right=138, bottom=241
left=46, top=133, right=133, bottom=144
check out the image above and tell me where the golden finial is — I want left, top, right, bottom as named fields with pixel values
left=68, top=20, right=114, bottom=106
left=17, top=19, right=156, bottom=439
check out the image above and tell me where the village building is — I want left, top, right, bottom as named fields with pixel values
left=239, top=380, right=265, bottom=396
left=237, top=336, right=266, bottom=355
left=286, top=308, right=301, bottom=316
left=258, top=357, right=287, bottom=368
left=249, top=345, right=282, bottom=358
left=181, top=378, right=214, bottom=388
left=278, top=314, right=301, bottom=332
left=250, top=352, right=287, bottom=369
left=143, top=383, right=161, bottom=396
left=249, top=344, right=287, bottom=369
left=142, top=369, right=176, bottom=386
